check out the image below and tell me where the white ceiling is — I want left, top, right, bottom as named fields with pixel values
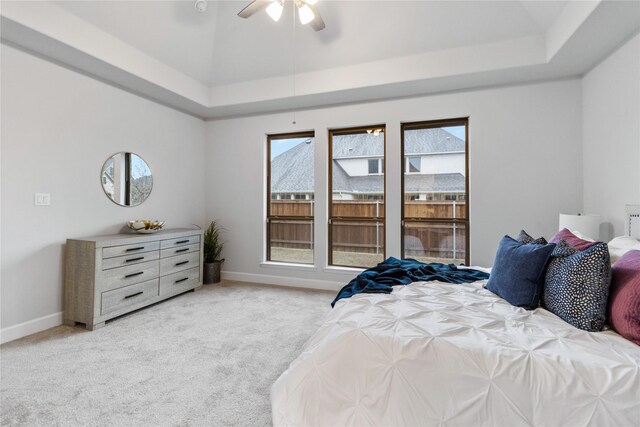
left=51, top=0, right=569, bottom=86
left=1, top=1, right=639, bottom=118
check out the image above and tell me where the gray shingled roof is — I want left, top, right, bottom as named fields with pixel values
left=332, top=171, right=464, bottom=194
left=331, top=128, right=463, bottom=158
left=271, top=130, right=465, bottom=194
left=404, top=128, right=464, bottom=154
left=333, top=133, right=384, bottom=158
left=405, top=173, right=465, bottom=193
left=271, top=139, right=314, bottom=193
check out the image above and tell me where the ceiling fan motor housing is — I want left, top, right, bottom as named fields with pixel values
left=194, top=0, right=207, bottom=13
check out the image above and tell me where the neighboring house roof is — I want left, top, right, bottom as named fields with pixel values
left=403, top=127, right=464, bottom=154
left=271, top=139, right=314, bottom=193
left=404, top=173, right=465, bottom=193
left=331, top=128, right=463, bottom=158
left=332, top=133, right=384, bottom=158
left=332, top=171, right=464, bottom=194
left=271, top=129, right=465, bottom=194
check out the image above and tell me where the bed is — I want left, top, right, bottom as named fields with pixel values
left=272, top=209, right=640, bottom=427
left=271, top=277, right=640, bottom=426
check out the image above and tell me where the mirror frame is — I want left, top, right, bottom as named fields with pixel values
left=100, top=151, right=153, bottom=207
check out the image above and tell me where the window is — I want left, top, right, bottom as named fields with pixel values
left=402, top=118, right=469, bottom=265
left=368, top=159, right=379, bottom=174
left=407, top=156, right=421, bottom=173
left=367, top=158, right=383, bottom=174
left=267, top=132, right=315, bottom=264
left=329, top=125, right=385, bottom=268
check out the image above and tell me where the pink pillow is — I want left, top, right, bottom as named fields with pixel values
left=608, top=250, right=640, bottom=345
left=550, top=228, right=599, bottom=251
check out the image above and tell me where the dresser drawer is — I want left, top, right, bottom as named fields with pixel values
left=160, top=243, right=199, bottom=259
left=102, top=241, right=160, bottom=259
left=102, top=250, right=160, bottom=270
left=101, top=278, right=159, bottom=316
left=160, top=235, right=200, bottom=249
left=160, top=267, right=200, bottom=296
left=97, top=260, right=160, bottom=292
left=160, top=251, right=200, bottom=276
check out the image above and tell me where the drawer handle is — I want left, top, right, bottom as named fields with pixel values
left=176, top=248, right=189, bottom=253
left=125, top=272, right=144, bottom=279
left=175, top=240, right=189, bottom=245
left=175, top=277, right=189, bottom=284
left=175, top=261, right=189, bottom=266
left=125, top=257, right=144, bottom=263
left=124, top=291, right=143, bottom=299
left=126, top=246, right=145, bottom=252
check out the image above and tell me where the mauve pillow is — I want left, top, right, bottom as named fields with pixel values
left=486, top=236, right=556, bottom=309
left=608, top=250, right=640, bottom=345
left=550, top=228, right=599, bottom=251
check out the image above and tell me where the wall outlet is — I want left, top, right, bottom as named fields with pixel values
left=34, top=193, right=51, bottom=206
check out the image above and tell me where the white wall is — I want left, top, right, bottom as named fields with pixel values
left=206, top=79, right=583, bottom=287
left=582, top=34, right=640, bottom=241
left=336, top=158, right=370, bottom=177
left=419, top=153, right=465, bottom=175
left=0, top=45, right=207, bottom=339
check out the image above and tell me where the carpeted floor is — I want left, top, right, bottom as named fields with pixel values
left=0, top=281, right=334, bottom=426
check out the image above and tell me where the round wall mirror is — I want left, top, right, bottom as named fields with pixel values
left=101, top=152, right=153, bottom=207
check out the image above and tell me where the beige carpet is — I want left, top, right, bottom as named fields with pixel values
left=1, top=281, right=334, bottom=426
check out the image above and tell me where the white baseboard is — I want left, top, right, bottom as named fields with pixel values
left=0, top=273, right=344, bottom=344
left=222, top=271, right=344, bottom=292
left=1, top=311, right=63, bottom=345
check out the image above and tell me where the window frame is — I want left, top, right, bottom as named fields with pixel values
left=400, top=118, right=470, bottom=265
left=266, top=131, right=315, bottom=264
left=328, top=125, right=386, bottom=268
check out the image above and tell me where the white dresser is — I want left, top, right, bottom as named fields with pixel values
left=64, top=228, right=204, bottom=330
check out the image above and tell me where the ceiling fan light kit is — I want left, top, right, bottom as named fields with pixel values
left=266, top=0, right=284, bottom=22
left=296, top=1, right=315, bottom=25
left=238, top=0, right=325, bottom=31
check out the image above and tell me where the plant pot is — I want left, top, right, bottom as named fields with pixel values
left=203, top=260, right=224, bottom=284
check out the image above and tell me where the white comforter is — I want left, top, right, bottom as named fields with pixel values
left=272, top=280, right=640, bottom=426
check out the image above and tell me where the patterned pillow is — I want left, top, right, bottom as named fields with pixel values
left=543, top=241, right=612, bottom=331
left=517, top=230, right=548, bottom=245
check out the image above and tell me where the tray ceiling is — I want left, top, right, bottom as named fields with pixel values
left=1, top=1, right=638, bottom=118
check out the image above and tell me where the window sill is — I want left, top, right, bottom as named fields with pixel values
left=260, top=262, right=318, bottom=272
left=322, top=266, right=365, bottom=274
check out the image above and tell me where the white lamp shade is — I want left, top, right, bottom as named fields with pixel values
left=559, top=213, right=601, bottom=240
left=298, top=3, right=315, bottom=24
left=266, top=1, right=284, bottom=22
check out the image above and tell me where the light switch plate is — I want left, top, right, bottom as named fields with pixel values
left=35, top=193, right=51, bottom=206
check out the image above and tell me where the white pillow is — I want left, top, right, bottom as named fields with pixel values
left=571, top=230, right=596, bottom=242
left=608, top=236, right=640, bottom=265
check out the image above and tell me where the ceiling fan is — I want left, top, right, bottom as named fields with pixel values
left=238, top=0, right=326, bottom=31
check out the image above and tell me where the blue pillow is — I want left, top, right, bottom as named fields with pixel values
left=486, top=236, right=556, bottom=309
left=543, top=241, right=611, bottom=331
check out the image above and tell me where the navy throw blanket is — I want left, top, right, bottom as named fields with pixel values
left=331, top=257, right=490, bottom=307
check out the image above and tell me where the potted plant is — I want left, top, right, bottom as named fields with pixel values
left=203, top=220, right=225, bottom=284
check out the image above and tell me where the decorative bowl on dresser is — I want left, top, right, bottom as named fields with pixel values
left=64, top=228, right=204, bottom=330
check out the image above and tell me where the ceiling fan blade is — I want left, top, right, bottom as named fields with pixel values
left=238, top=0, right=271, bottom=18
left=307, top=4, right=325, bottom=31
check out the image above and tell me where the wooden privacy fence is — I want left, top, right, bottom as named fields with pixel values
left=269, top=200, right=466, bottom=257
